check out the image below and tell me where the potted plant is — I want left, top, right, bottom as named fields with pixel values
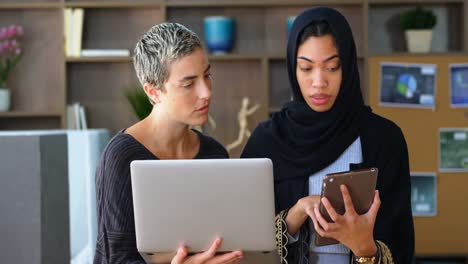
left=400, top=7, right=437, bottom=53
left=124, top=86, right=216, bottom=132
left=124, top=86, right=153, bottom=120
left=0, top=24, right=23, bottom=112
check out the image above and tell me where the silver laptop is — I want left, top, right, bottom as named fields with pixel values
left=130, top=158, right=277, bottom=263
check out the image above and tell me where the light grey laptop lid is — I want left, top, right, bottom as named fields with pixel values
left=130, top=158, right=276, bottom=256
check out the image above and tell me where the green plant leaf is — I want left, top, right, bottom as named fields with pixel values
left=400, top=7, right=437, bottom=30
left=124, top=86, right=153, bottom=120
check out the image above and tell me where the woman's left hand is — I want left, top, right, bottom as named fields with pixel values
left=308, top=184, right=380, bottom=257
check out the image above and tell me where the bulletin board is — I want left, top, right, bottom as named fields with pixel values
left=369, top=55, right=468, bottom=256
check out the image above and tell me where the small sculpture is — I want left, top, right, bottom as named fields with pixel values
left=226, top=97, right=260, bottom=152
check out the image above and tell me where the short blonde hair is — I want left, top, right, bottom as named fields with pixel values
left=133, top=22, right=202, bottom=104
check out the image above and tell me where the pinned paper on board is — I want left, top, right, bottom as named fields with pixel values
left=439, top=128, right=468, bottom=172
left=379, top=62, right=436, bottom=109
left=411, top=172, right=437, bottom=217
left=449, top=64, right=468, bottom=108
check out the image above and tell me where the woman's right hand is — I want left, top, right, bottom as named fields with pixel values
left=171, top=238, right=243, bottom=264
left=285, top=195, right=321, bottom=236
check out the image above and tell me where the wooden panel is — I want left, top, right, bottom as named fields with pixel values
left=269, top=59, right=291, bottom=110
left=0, top=117, right=61, bottom=130
left=0, top=9, right=64, bottom=112
left=0, top=3, right=60, bottom=8
left=0, top=112, right=61, bottom=118
left=168, top=5, right=364, bottom=56
left=66, top=54, right=264, bottom=63
left=362, top=2, right=369, bottom=103
left=358, top=57, right=367, bottom=103
left=65, top=1, right=163, bottom=8
left=0, top=0, right=59, bottom=3
left=369, top=55, right=468, bottom=255
left=264, top=5, right=364, bottom=57
left=203, top=60, right=268, bottom=158
left=67, top=63, right=139, bottom=133
left=168, top=0, right=363, bottom=7
left=82, top=8, right=163, bottom=51
left=66, top=56, right=133, bottom=63
left=369, top=0, right=464, bottom=3
left=464, top=0, right=468, bottom=52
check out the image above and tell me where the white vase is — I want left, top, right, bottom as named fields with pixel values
left=0, top=88, right=11, bottom=112
left=405, top=29, right=433, bottom=53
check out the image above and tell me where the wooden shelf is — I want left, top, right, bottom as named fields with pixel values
left=267, top=54, right=366, bottom=60
left=66, top=54, right=366, bottom=63
left=368, top=0, right=464, bottom=4
left=267, top=54, right=286, bottom=60
left=0, top=112, right=62, bottom=118
left=208, top=54, right=263, bottom=61
left=65, top=54, right=364, bottom=62
left=269, top=107, right=282, bottom=113
left=0, top=3, right=61, bottom=9
left=66, top=56, right=132, bottom=63
left=65, top=1, right=163, bottom=8
left=66, top=54, right=266, bottom=63
left=370, top=52, right=468, bottom=57
left=167, top=0, right=363, bottom=7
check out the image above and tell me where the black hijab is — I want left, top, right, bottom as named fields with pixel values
left=268, top=7, right=372, bottom=184
left=242, top=8, right=414, bottom=260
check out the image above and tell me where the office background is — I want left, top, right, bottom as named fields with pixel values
left=0, top=0, right=467, bottom=263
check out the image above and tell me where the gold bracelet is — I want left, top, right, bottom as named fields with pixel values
left=354, top=256, right=376, bottom=263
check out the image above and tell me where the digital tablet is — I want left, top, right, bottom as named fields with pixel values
left=315, top=168, right=378, bottom=246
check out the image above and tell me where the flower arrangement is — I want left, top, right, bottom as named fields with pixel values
left=0, top=25, right=23, bottom=87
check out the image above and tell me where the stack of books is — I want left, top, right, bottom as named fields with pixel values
left=64, top=8, right=84, bottom=57
left=64, top=8, right=130, bottom=58
left=66, top=102, right=87, bottom=130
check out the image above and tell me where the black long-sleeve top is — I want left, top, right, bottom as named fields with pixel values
left=94, top=130, right=228, bottom=264
left=241, top=112, right=415, bottom=264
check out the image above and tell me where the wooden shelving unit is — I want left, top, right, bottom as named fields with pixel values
left=0, top=2, right=60, bottom=9
left=0, top=1, right=65, bottom=129
left=208, top=54, right=264, bottom=61
left=1, top=1, right=468, bottom=257
left=368, top=0, right=465, bottom=4
left=0, top=111, right=62, bottom=118
left=66, top=56, right=133, bottom=63
left=64, top=1, right=163, bottom=8
left=166, top=0, right=363, bottom=7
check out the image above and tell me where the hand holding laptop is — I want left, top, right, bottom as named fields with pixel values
left=171, top=238, right=243, bottom=264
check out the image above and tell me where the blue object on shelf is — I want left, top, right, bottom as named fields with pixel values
left=287, top=16, right=296, bottom=35
left=204, top=16, right=235, bottom=54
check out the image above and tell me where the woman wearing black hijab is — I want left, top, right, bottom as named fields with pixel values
left=241, top=7, right=414, bottom=264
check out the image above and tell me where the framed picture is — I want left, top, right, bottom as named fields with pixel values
left=379, top=62, right=436, bottom=109
left=449, top=64, right=468, bottom=108
left=439, top=128, right=468, bottom=172
left=411, top=172, right=437, bottom=217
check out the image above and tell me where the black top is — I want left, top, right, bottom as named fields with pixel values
left=241, top=113, right=415, bottom=264
left=241, top=6, right=414, bottom=264
left=94, top=130, right=228, bottom=264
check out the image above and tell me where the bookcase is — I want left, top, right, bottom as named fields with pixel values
left=0, top=0, right=467, bottom=257
left=0, top=2, right=64, bottom=129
